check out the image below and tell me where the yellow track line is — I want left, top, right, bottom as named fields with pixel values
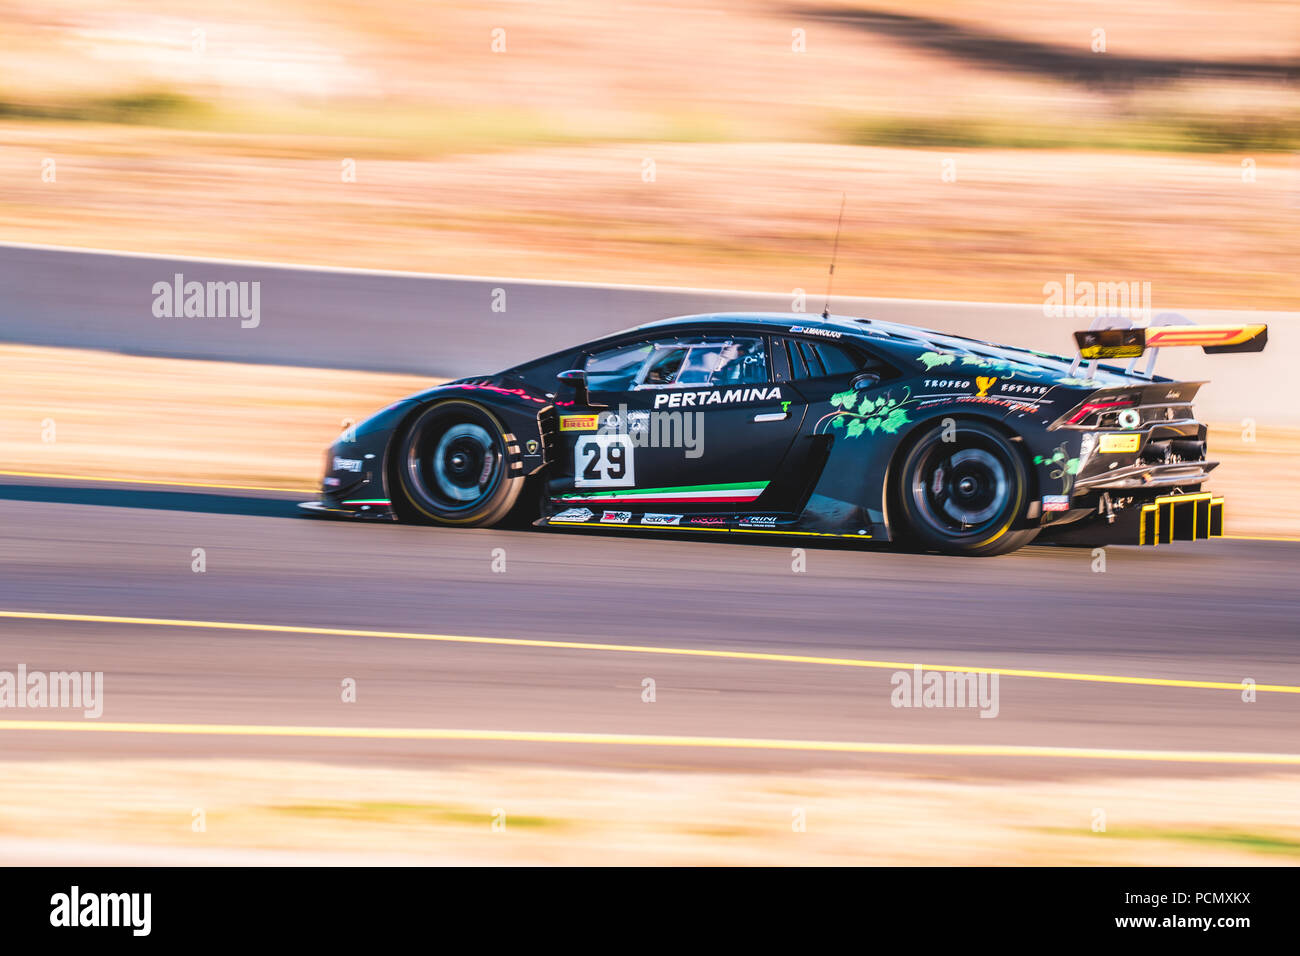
left=0, top=720, right=1297, bottom=765
left=3, top=609, right=1298, bottom=695
left=0, top=470, right=313, bottom=495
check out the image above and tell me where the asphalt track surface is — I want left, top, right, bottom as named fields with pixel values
left=1, top=241, right=1295, bottom=421
left=1, top=244, right=1297, bottom=779
left=1, top=474, right=1297, bottom=779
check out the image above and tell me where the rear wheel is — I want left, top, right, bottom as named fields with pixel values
left=393, top=401, right=523, bottom=526
left=895, top=420, right=1038, bottom=556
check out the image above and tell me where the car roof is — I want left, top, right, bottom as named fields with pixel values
left=624, top=311, right=1131, bottom=378
left=628, top=311, right=987, bottom=351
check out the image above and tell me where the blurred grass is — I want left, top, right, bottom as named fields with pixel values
left=0, top=88, right=746, bottom=157
left=5, top=757, right=1300, bottom=864
left=0, top=90, right=213, bottom=126
left=1044, top=827, right=1300, bottom=858
left=273, top=802, right=561, bottom=829
left=5, top=88, right=1293, bottom=156
left=839, top=113, right=1300, bottom=152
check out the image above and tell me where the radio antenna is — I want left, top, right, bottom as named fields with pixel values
left=822, top=192, right=846, bottom=320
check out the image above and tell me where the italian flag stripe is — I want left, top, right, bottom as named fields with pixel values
left=560, top=481, right=767, bottom=503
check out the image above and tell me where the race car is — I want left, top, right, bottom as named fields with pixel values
left=301, top=312, right=1267, bottom=555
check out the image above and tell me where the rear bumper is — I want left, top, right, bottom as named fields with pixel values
left=1138, top=492, right=1223, bottom=546
left=1037, top=490, right=1225, bottom=547
left=1075, top=460, right=1218, bottom=492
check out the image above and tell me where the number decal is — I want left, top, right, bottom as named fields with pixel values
left=574, top=435, right=636, bottom=487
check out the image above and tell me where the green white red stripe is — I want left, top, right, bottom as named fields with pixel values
left=557, top=481, right=767, bottom=505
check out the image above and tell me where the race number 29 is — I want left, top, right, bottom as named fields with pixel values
left=574, top=435, right=635, bottom=487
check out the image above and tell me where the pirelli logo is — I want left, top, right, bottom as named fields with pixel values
left=559, top=414, right=600, bottom=431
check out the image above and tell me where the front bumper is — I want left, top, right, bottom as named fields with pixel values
left=298, top=499, right=395, bottom=520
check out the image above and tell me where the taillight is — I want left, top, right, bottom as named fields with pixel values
left=1065, top=398, right=1135, bottom=426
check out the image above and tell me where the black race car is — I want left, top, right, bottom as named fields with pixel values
left=301, top=312, right=1267, bottom=555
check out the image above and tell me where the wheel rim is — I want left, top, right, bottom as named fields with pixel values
left=432, top=423, right=496, bottom=502
left=408, top=416, right=502, bottom=513
left=911, top=438, right=1014, bottom=538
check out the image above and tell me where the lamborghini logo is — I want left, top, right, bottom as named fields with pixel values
left=975, top=376, right=997, bottom=397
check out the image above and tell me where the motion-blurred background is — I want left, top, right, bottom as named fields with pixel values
left=1, top=0, right=1296, bottom=304
left=1, top=1, right=1298, bottom=867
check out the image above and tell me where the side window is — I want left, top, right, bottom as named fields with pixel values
left=797, top=341, right=824, bottom=377
left=585, top=335, right=770, bottom=390
left=693, top=337, right=767, bottom=386
left=584, top=341, right=655, bottom=391
left=784, top=339, right=808, bottom=379
left=780, top=337, right=866, bottom=380
left=633, top=336, right=767, bottom=389
left=643, top=346, right=688, bottom=386
left=813, top=342, right=858, bottom=375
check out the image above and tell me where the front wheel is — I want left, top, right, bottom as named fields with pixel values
left=392, top=400, right=523, bottom=526
left=894, top=420, right=1038, bottom=556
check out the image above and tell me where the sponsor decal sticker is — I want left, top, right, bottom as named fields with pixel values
left=653, top=387, right=782, bottom=409
left=333, top=457, right=363, bottom=473
left=924, top=379, right=972, bottom=389
left=739, top=515, right=779, bottom=528
left=975, top=376, right=997, bottom=397
left=686, top=516, right=727, bottom=527
left=1099, top=433, right=1141, bottom=453
left=641, top=513, right=682, bottom=526
left=788, top=325, right=842, bottom=339
left=552, top=507, right=595, bottom=522
left=600, top=510, right=632, bottom=523
left=560, top=414, right=600, bottom=431
left=1042, top=495, right=1071, bottom=512
left=525, top=439, right=539, bottom=455
left=559, top=480, right=767, bottom=504
left=998, top=382, right=1050, bottom=395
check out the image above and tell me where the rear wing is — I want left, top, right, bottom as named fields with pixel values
left=1067, top=314, right=1268, bottom=379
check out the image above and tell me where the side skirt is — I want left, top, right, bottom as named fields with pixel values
left=536, top=510, right=873, bottom=540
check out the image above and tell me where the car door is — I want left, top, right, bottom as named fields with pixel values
left=549, top=330, right=806, bottom=514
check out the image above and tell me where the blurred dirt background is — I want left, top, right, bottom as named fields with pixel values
left=1, top=0, right=1297, bottom=868
left=0, top=758, right=1297, bottom=865
left=0, top=0, right=1295, bottom=305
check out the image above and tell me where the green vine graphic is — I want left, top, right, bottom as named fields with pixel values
left=917, top=351, right=1047, bottom=379
left=1033, top=443, right=1081, bottom=495
left=820, top=387, right=914, bottom=439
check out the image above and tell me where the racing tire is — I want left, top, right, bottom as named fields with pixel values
left=894, top=420, right=1038, bottom=556
left=392, top=400, right=523, bottom=527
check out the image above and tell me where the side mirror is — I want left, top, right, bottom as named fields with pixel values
left=851, top=372, right=881, bottom=390
left=557, top=369, right=592, bottom=407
